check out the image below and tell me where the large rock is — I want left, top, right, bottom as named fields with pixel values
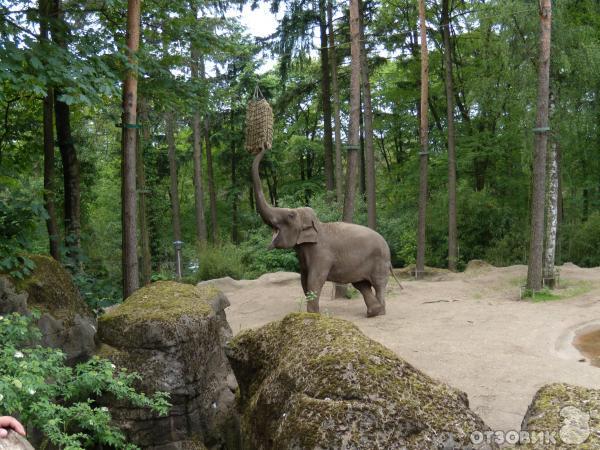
left=0, top=255, right=96, bottom=364
left=226, top=313, right=494, bottom=449
left=521, top=383, right=600, bottom=449
left=0, top=431, right=34, bottom=450
left=97, top=281, right=239, bottom=450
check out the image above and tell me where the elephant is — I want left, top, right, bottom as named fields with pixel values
left=252, top=148, right=400, bottom=317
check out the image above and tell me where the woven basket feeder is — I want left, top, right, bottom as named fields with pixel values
left=245, top=87, right=273, bottom=155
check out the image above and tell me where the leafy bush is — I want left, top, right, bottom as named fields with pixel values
left=72, top=270, right=122, bottom=311
left=377, top=215, right=417, bottom=267
left=192, top=242, right=246, bottom=281
left=0, top=177, right=45, bottom=278
left=485, top=230, right=528, bottom=267
left=0, top=311, right=170, bottom=449
left=565, top=212, right=600, bottom=267
left=239, top=230, right=299, bottom=278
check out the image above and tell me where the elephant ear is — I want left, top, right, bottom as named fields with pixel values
left=296, top=207, right=320, bottom=245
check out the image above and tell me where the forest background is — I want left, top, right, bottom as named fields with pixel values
left=2, top=0, right=600, bottom=307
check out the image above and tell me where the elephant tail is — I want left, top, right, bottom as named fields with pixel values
left=389, top=266, right=403, bottom=290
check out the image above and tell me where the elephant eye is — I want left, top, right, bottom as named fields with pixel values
left=288, top=212, right=296, bottom=219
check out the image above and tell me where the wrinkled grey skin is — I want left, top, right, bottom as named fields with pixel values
left=252, top=148, right=391, bottom=317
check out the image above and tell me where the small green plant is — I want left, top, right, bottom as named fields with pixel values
left=297, top=291, right=318, bottom=311
left=519, top=279, right=594, bottom=303
left=0, top=311, right=170, bottom=449
left=521, top=287, right=559, bottom=302
left=345, top=287, right=359, bottom=299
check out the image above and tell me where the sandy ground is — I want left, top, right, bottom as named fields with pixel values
left=206, top=263, right=600, bottom=433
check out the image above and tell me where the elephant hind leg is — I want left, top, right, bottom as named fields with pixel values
left=373, top=278, right=388, bottom=310
left=352, top=281, right=385, bottom=318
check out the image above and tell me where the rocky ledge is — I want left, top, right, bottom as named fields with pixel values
left=226, top=312, right=495, bottom=449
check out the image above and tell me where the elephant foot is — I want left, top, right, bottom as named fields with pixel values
left=367, top=304, right=386, bottom=318
left=307, top=302, right=320, bottom=314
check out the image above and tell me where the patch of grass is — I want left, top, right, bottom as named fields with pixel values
left=521, top=279, right=595, bottom=303
left=345, top=286, right=359, bottom=299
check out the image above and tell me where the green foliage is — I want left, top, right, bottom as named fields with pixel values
left=564, top=212, right=600, bottom=267
left=72, top=271, right=122, bottom=311
left=378, top=215, right=417, bottom=267
left=239, top=230, right=299, bottom=278
left=192, top=242, right=246, bottom=281
left=0, top=311, right=170, bottom=449
left=0, top=177, right=45, bottom=278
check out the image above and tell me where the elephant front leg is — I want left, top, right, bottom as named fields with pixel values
left=304, top=272, right=326, bottom=314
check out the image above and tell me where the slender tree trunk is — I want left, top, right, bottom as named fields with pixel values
left=359, top=0, right=376, bottom=229
left=526, top=0, right=552, bottom=291
left=582, top=187, right=589, bottom=222
left=192, top=111, right=208, bottom=242
left=231, top=142, right=239, bottom=244
left=319, top=0, right=334, bottom=195
left=359, top=103, right=366, bottom=196
left=249, top=186, right=254, bottom=212
left=556, top=141, right=563, bottom=263
left=442, top=0, right=458, bottom=271
left=230, top=109, right=239, bottom=244
left=327, top=0, right=343, bottom=203
left=120, top=0, right=140, bottom=297
left=190, top=49, right=208, bottom=244
left=415, top=0, right=429, bottom=279
left=342, top=0, right=361, bottom=223
left=43, top=90, right=60, bottom=260
left=204, top=118, right=218, bottom=242
left=137, top=97, right=152, bottom=286
left=544, top=140, right=559, bottom=288
left=54, top=94, right=81, bottom=258
left=50, top=0, right=81, bottom=262
left=166, top=111, right=182, bottom=243
left=39, top=0, right=60, bottom=260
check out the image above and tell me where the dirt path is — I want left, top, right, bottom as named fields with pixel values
left=210, top=263, right=600, bottom=433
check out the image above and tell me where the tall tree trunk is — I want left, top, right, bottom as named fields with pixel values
left=416, top=0, right=429, bottom=280
left=359, top=103, right=366, bottom=196
left=137, top=97, right=152, bottom=286
left=342, top=0, right=361, bottom=223
left=441, top=0, right=458, bottom=272
left=544, top=139, right=559, bottom=288
left=190, top=49, right=208, bottom=244
left=526, top=0, right=552, bottom=291
left=327, top=0, right=343, bottom=203
left=319, top=0, right=334, bottom=195
left=204, top=118, right=218, bottom=242
left=50, top=0, right=81, bottom=263
left=231, top=139, right=239, bottom=245
left=166, top=111, right=182, bottom=243
left=359, top=0, right=376, bottom=229
left=54, top=94, right=81, bottom=259
left=121, top=0, right=140, bottom=297
left=230, top=108, right=239, bottom=244
left=39, top=0, right=60, bottom=260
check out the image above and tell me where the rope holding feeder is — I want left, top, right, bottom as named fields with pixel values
left=245, top=85, right=274, bottom=155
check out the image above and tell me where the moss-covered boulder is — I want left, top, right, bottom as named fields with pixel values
left=521, top=383, right=600, bottom=449
left=97, top=281, right=239, bottom=450
left=227, top=313, right=494, bottom=449
left=0, top=255, right=96, bottom=364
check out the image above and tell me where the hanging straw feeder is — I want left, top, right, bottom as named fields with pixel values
left=245, top=86, right=273, bottom=155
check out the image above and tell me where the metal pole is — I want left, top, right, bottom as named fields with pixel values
left=173, top=240, right=183, bottom=281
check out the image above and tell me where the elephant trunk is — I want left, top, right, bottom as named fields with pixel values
left=251, top=148, right=277, bottom=226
